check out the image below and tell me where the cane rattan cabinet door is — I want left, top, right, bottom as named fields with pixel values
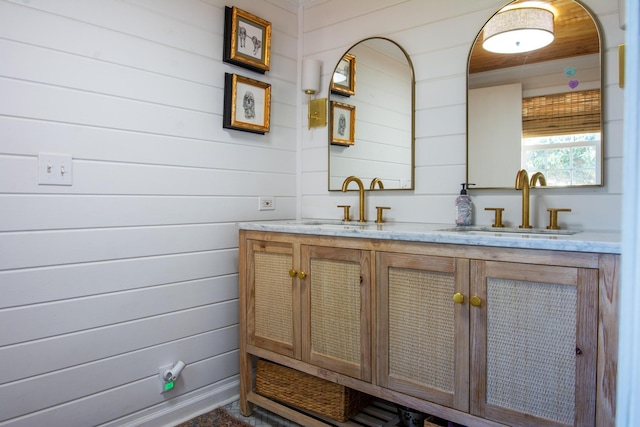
left=376, top=252, right=470, bottom=411
left=246, top=239, right=300, bottom=359
left=300, top=245, right=372, bottom=382
left=470, top=260, right=598, bottom=427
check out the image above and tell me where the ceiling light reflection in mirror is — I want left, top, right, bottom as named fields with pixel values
left=483, top=7, right=555, bottom=53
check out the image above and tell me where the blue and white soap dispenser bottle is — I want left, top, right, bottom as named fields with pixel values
left=455, top=183, right=474, bottom=226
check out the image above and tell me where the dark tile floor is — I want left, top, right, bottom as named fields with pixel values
left=223, top=400, right=302, bottom=427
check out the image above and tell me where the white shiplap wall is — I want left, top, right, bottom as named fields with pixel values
left=301, top=0, right=625, bottom=232
left=0, top=0, right=626, bottom=426
left=0, top=0, right=297, bottom=426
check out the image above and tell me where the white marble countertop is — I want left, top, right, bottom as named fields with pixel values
left=238, top=219, right=621, bottom=254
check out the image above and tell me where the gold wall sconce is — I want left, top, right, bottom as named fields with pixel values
left=302, top=58, right=327, bottom=129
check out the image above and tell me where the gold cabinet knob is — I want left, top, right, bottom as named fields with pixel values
left=453, top=293, right=465, bottom=304
left=469, top=296, right=482, bottom=307
left=289, top=269, right=307, bottom=279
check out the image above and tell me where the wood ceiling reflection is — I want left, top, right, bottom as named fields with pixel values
left=469, top=0, right=599, bottom=74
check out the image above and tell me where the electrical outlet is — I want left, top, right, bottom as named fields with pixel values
left=159, top=364, right=174, bottom=394
left=38, top=153, right=73, bottom=186
left=259, top=196, right=275, bottom=211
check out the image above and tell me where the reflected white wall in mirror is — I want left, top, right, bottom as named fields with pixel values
left=469, top=83, right=523, bottom=188
left=328, top=38, right=415, bottom=191
left=467, top=0, right=602, bottom=189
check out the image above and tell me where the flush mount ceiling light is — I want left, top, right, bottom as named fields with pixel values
left=483, top=7, right=554, bottom=54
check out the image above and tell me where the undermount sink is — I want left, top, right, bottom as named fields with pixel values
left=288, top=220, right=376, bottom=227
left=293, top=220, right=345, bottom=225
left=438, top=225, right=580, bottom=236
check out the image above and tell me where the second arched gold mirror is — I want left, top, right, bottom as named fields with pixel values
left=467, top=0, right=602, bottom=189
left=328, top=37, right=415, bottom=191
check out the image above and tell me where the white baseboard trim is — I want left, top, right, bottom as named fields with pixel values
left=102, top=376, right=240, bottom=427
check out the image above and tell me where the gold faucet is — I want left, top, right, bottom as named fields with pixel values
left=341, top=176, right=367, bottom=222
left=369, top=178, right=384, bottom=190
left=515, top=169, right=546, bottom=228
left=530, top=172, right=547, bottom=187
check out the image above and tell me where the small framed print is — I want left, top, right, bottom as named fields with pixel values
left=330, top=101, right=355, bottom=146
left=223, top=6, right=271, bottom=74
left=331, top=53, right=356, bottom=97
left=223, top=73, right=271, bottom=134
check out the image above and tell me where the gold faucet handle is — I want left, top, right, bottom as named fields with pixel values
left=375, top=206, right=391, bottom=223
left=547, top=208, right=572, bottom=230
left=337, top=205, right=351, bottom=222
left=485, top=208, right=505, bottom=228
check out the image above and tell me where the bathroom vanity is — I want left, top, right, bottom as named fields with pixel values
left=237, top=221, right=619, bottom=427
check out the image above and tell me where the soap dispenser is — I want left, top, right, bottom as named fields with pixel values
left=455, top=183, right=474, bottom=226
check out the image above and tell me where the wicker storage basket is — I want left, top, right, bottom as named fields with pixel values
left=255, top=359, right=369, bottom=422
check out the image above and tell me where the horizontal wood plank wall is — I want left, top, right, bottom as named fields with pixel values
left=300, top=0, right=624, bottom=231
left=0, top=0, right=297, bottom=425
left=0, top=0, right=625, bottom=425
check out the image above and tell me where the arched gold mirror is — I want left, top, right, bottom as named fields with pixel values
left=328, top=37, right=415, bottom=191
left=467, top=0, right=602, bottom=189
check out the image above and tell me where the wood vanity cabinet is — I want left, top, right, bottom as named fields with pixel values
left=242, top=234, right=372, bottom=381
left=377, top=251, right=600, bottom=427
left=469, top=260, right=598, bottom=427
left=376, top=252, right=471, bottom=411
left=239, top=229, right=618, bottom=427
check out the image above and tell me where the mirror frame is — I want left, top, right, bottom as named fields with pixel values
left=466, top=0, right=604, bottom=190
left=328, top=37, right=416, bottom=191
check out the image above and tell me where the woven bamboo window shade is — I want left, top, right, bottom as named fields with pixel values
left=522, top=89, right=600, bottom=138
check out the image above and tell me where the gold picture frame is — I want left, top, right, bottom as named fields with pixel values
left=330, top=101, right=355, bottom=146
left=223, top=6, right=271, bottom=74
left=331, top=53, right=356, bottom=97
left=223, top=73, right=271, bottom=134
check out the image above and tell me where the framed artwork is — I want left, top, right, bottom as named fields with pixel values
left=330, top=53, right=356, bottom=96
left=223, top=6, right=271, bottom=74
left=223, top=73, right=271, bottom=134
left=330, top=101, right=355, bottom=146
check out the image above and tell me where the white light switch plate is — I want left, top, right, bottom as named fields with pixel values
left=38, top=153, right=73, bottom=186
